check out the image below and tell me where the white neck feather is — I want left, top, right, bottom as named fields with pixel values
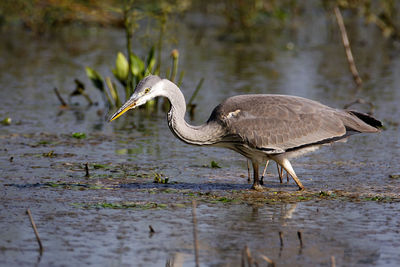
left=156, top=79, right=222, bottom=145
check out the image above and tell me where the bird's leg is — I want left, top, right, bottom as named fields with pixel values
left=251, top=161, right=263, bottom=190
left=247, top=160, right=251, bottom=182
left=260, top=160, right=269, bottom=185
left=276, top=158, right=304, bottom=190
left=276, top=163, right=283, bottom=183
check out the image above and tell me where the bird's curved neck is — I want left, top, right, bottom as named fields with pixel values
left=160, top=80, right=219, bottom=145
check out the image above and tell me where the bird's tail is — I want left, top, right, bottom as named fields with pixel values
left=344, top=110, right=382, bottom=133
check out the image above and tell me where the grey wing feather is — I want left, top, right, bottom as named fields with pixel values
left=210, top=95, right=366, bottom=153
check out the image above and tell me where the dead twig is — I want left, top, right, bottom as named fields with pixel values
left=334, top=6, right=363, bottom=87
left=84, top=162, right=90, bottom=177
left=276, top=164, right=283, bottom=183
left=279, top=231, right=284, bottom=249
left=54, top=87, right=68, bottom=107
left=26, top=209, right=43, bottom=253
left=297, top=230, right=304, bottom=255
left=245, top=246, right=253, bottom=266
left=192, top=200, right=200, bottom=267
left=149, top=225, right=155, bottom=233
left=278, top=231, right=284, bottom=257
left=242, top=246, right=258, bottom=267
left=69, top=79, right=93, bottom=105
left=297, top=231, right=303, bottom=248
left=331, top=255, right=336, bottom=267
left=247, top=160, right=251, bottom=182
left=260, top=254, right=276, bottom=267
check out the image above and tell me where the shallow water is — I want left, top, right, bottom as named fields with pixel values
left=1, top=6, right=400, bottom=267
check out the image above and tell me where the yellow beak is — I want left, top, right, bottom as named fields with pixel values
left=109, top=100, right=136, bottom=122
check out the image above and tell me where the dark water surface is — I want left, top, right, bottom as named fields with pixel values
left=1, top=7, right=400, bottom=267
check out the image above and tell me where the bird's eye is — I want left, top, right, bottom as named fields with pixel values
left=144, top=88, right=150, bottom=94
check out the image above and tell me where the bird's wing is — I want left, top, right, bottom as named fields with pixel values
left=213, top=95, right=347, bottom=153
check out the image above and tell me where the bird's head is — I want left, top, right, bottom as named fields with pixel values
left=109, top=75, right=162, bottom=121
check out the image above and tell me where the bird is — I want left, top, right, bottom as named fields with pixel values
left=109, top=75, right=382, bottom=190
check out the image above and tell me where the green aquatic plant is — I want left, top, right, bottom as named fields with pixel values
left=1, top=117, right=12, bottom=125
left=153, top=172, right=169, bottom=184
left=318, top=191, right=335, bottom=197
left=93, top=163, right=109, bottom=169
left=42, top=151, right=55, bottom=158
left=85, top=45, right=203, bottom=113
left=84, top=1, right=159, bottom=110
left=86, top=48, right=155, bottom=108
left=363, top=196, right=391, bottom=202
left=83, top=2, right=203, bottom=114
left=216, top=197, right=234, bottom=203
left=210, top=161, right=221, bottom=168
left=71, top=132, right=86, bottom=139
left=73, top=201, right=168, bottom=210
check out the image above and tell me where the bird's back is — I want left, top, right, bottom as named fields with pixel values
left=208, top=94, right=381, bottom=153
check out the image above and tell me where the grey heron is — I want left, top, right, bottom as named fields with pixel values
left=110, top=75, right=382, bottom=190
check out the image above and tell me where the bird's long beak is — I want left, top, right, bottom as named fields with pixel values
left=109, top=98, right=137, bottom=122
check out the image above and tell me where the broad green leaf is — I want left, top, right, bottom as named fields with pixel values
left=130, top=53, right=145, bottom=77
left=85, top=67, right=104, bottom=91
left=113, top=52, right=129, bottom=82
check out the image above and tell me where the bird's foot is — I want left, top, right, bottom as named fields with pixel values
left=298, top=185, right=305, bottom=191
left=260, top=176, right=264, bottom=185
left=251, top=183, right=263, bottom=191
